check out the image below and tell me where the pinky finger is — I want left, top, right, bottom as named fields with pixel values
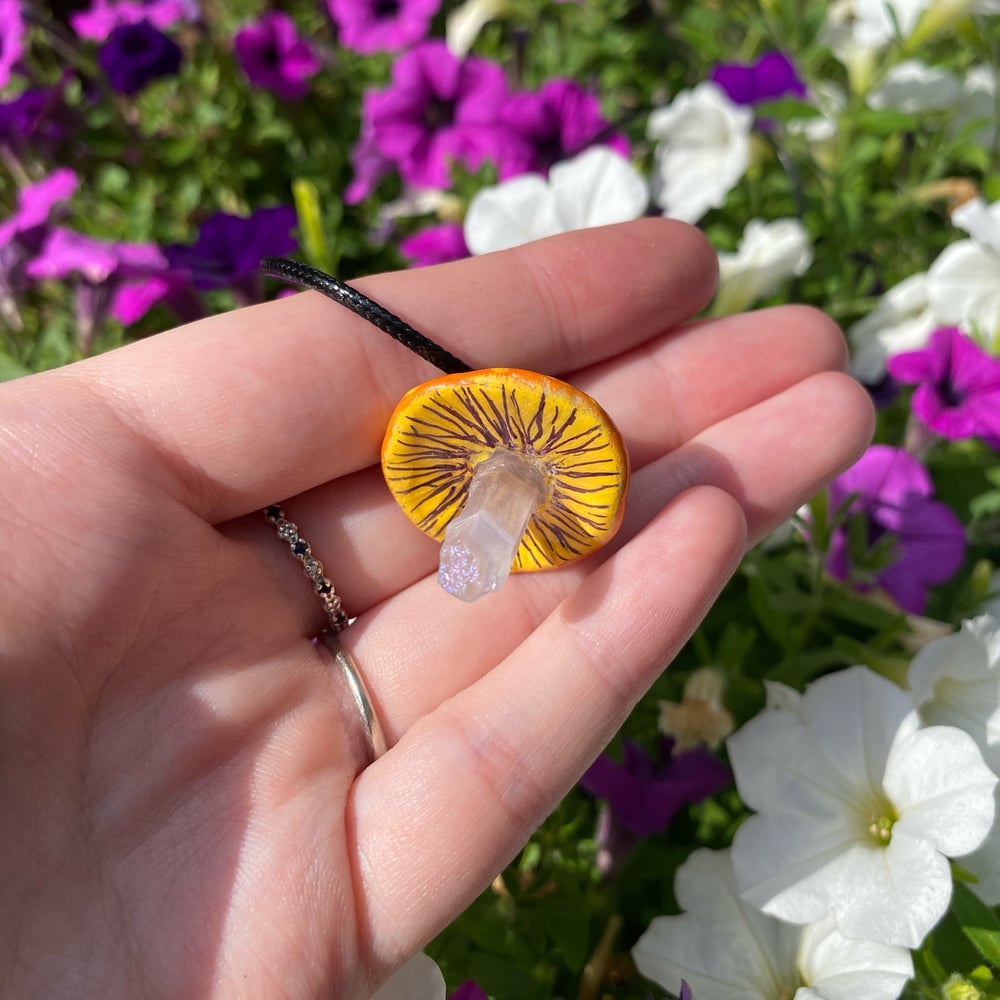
left=348, top=484, right=747, bottom=969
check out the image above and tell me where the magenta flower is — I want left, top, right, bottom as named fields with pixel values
left=826, top=445, right=966, bottom=614
left=359, top=41, right=510, bottom=190
left=0, top=169, right=78, bottom=316
left=580, top=738, right=730, bottom=875
left=448, top=983, right=488, bottom=1000
left=710, top=51, right=806, bottom=107
left=25, top=228, right=174, bottom=350
left=98, top=21, right=182, bottom=95
left=344, top=92, right=394, bottom=204
left=887, top=326, right=1000, bottom=448
left=0, top=0, right=26, bottom=89
left=0, top=169, right=78, bottom=252
left=71, top=0, right=198, bottom=42
left=399, top=223, right=468, bottom=267
left=327, top=0, right=440, bottom=54
left=498, top=78, right=630, bottom=178
left=234, top=12, right=320, bottom=101
left=164, top=206, right=297, bottom=296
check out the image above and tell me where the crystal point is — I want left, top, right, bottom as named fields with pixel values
left=438, top=450, right=547, bottom=601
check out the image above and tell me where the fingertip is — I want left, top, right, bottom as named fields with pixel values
left=777, top=304, right=850, bottom=373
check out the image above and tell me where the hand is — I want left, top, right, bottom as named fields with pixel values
left=0, top=220, right=873, bottom=999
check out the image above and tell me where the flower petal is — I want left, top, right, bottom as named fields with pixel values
left=549, top=147, right=648, bottom=230
left=926, top=238, right=1000, bottom=334
left=372, top=953, right=446, bottom=1000
left=796, top=915, right=913, bottom=1000
left=463, top=174, right=558, bottom=254
left=633, top=849, right=801, bottom=1000
left=885, top=725, right=997, bottom=857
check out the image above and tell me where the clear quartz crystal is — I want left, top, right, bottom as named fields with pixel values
left=438, top=450, right=548, bottom=602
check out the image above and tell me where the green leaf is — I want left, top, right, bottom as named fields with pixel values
left=746, top=574, right=790, bottom=649
left=952, top=882, right=1000, bottom=968
left=292, top=178, right=335, bottom=273
left=0, top=351, right=28, bottom=381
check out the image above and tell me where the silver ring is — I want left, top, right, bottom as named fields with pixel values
left=318, top=629, right=387, bottom=765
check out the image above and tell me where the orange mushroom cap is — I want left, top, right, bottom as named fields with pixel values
left=380, top=368, right=629, bottom=572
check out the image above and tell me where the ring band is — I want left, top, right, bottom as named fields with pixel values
left=264, top=504, right=349, bottom=633
left=318, top=629, right=387, bottom=764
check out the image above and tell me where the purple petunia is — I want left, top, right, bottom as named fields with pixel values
left=0, top=79, right=76, bottom=156
left=25, top=227, right=175, bottom=351
left=0, top=0, right=26, bottom=90
left=0, top=169, right=78, bottom=318
left=448, top=982, right=489, bottom=1000
left=357, top=41, right=510, bottom=191
left=826, top=445, right=966, bottom=614
left=498, top=78, right=630, bottom=178
left=710, top=51, right=806, bottom=107
left=98, top=20, right=183, bottom=95
left=399, top=222, right=468, bottom=267
left=887, top=326, right=1000, bottom=448
left=164, top=206, right=297, bottom=297
left=234, top=12, right=321, bottom=101
left=327, top=0, right=440, bottom=54
left=71, top=0, right=198, bottom=42
left=580, top=738, right=730, bottom=875
left=0, top=169, right=78, bottom=253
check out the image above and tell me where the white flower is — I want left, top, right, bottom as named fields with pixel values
left=445, top=0, right=506, bottom=57
left=848, top=272, right=937, bottom=382
left=632, top=848, right=913, bottom=1000
left=728, top=666, right=997, bottom=948
left=926, top=197, right=1000, bottom=340
left=909, top=615, right=1000, bottom=903
left=463, top=147, right=648, bottom=255
left=951, top=64, right=997, bottom=149
left=713, top=218, right=813, bottom=315
left=819, top=0, right=928, bottom=92
left=646, top=82, right=752, bottom=224
left=371, top=953, right=445, bottom=1000
left=867, top=59, right=962, bottom=112
left=909, top=616, right=1000, bottom=767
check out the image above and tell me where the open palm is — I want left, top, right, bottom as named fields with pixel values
left=0, top=220, right=873, bottom=999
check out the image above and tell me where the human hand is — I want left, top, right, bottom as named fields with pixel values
left=0, top=219, right=873, bottom=998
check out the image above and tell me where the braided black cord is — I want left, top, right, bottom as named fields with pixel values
left=261, top=256, right=473, bottom=375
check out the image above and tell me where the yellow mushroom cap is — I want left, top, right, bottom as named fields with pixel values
left=380, top=368, right=629, bottom=572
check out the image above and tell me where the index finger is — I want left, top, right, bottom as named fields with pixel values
left=30, top=219, right=717, bottom=521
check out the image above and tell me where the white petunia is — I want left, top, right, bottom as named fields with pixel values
left=713, top=218, right=813, bottom=315
left=370, top=953, right=445, bottom=1000
left=445, top=0, right=506, bottom=57
left=926, top=197, right=1000, bottom=341
left=848, top=272, right=937, bottom=383
left=632, top=848, right=913, bottom=1000
left=909, top=615, right=1000, bottom=902
left=729, top=666, right=997, bottom=948
left=867, top=60, right=962, bottom=112
left=463, top=147, right=648, bottom=255
left=951, top=64, right=997, bottom=149
left=646, top=82, right=752, bottom=224
left=819, top=0, right=928, bottom=92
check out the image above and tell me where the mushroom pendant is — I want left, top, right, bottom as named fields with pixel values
left=262, top=258, right=629, bottom=602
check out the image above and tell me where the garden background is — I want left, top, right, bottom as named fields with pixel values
left=3, top=0, right=1000, bottom=997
